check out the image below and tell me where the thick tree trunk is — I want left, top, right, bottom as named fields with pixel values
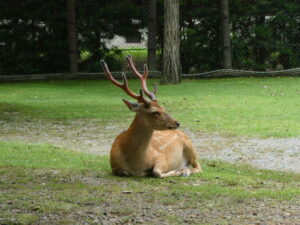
left=147, top=0, right=157, bottom=71
left=161, top=0, right=181, bottom=84
left=67, top=0, right=78, bottom=74
left=220, top=0, right=232, bottom=69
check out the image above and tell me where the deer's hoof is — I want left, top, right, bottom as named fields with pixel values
left=181, top=168, right=191, bottom=177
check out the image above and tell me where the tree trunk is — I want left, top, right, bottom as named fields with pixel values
left=67, top=0, right=78, bottom=74
left=161, top=0, right=181, bottom=84
left=220, top=0, right=232, bottom=69
left=147, top=0, right=157, bottom=71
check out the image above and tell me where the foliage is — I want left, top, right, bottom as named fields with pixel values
left=76, top=0, right=145, bottom=72
left=174, top=0, right=300, bottom=73
left=113, top=48, right=148, bottom=71
left=0, top=0, right=299, bottom=75
left=179, top=0, right=221, bottom=73
left=156, top=0, right=300, bottom=73
left=230, top=0, right=300, bottom=70
left=0, top=0, right=144, bottom=75
left=1, top=78, right=300, bottom=137
left=0, top=0, right=68, bottom=75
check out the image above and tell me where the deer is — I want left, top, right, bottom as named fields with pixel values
left=100, top=55, right=202, bottom=178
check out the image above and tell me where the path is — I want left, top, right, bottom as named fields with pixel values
left=1, top=119, right=299, bottom=173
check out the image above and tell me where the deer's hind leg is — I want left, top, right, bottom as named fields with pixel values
left=152, top=167, right=183, bottom=178
left=152, top=160, right=195, bottom=178
left=184, top=142, right=203, bottom=174
left=151, top=140, right=202, bottom=178
left=112, top=169, right=130, bottom=177
left=152, top=161, right=185, bottom=178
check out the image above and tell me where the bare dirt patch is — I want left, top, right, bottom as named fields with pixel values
left=1, top=169, right=300, bottom=225
left=186, top=130, right=300, bottom=174
left=1, top=119, right=300, bottom=224
left=1, top=119, right=299, bottom=173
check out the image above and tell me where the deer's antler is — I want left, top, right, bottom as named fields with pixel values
left=126, top=55, right=157, bottom=101
left=100, top=59, right=150, bottom=105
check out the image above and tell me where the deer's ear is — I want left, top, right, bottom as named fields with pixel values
left=122, top=99, right=142, bottom=112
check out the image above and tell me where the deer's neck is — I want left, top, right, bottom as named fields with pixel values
left=123, top=115, right=153, bottom=156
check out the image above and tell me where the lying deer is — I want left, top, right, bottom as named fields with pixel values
left=100, top=55, right=202, bottom=178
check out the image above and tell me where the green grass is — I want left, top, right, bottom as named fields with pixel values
left=1, top=77, right=300, bottom=137
left=1, top=141, right=299, bottom=200
left=115, top=48, right=152, bottom=70
left=81, top=48, right=151, bottom=71
left=119, top=48, right=148, bottom=58
left=0, top=142, right=108, bottom=171
left=1, top=77, right=299, bottom=224
left=81, top=48, right=148, bottom=62
left=0, top=141, right=299, bottom=224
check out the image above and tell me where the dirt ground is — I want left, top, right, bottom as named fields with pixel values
left=1, top=118, right=300, bottom=225
left=1, top=118, right=299, bottom=174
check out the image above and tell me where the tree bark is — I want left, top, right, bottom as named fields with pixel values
left=161, top=0, right=181, bottom=84
left=147, top=0, right=157, bottom=71
left=67, top=0, right=78, bottom=74
left=220, top=0, right=232, bottom=69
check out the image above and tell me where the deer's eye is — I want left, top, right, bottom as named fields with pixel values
left=151, top=111, right=160, bottom=116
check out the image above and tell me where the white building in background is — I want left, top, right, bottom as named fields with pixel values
left=104, top=28, right=148, bottom=49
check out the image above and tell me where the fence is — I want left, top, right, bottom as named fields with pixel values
left=0, top=0, right=300, bottom=80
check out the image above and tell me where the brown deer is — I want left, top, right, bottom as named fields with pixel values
left=100, top=55, right=202, bottom=178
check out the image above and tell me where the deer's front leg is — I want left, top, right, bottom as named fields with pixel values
left=152, top=168, right=182, bottom=178
left=152, top=164, right=189, bottom=178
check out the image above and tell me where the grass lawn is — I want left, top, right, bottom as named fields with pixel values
left=1, top=77, right=300, bottom=224
left=0, top=141, right=299, bottom=224
left=1, top=77, right=300, bottom=137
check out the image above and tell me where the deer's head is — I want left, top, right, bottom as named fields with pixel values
left=101, top=55, right=180, bottom=130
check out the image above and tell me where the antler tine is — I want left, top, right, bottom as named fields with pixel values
left=126, top=55, right=156, bottom=100
left=121, top=73, right=150, bottom=105
left=100, top=59, right=123, bottom=88
left=100, top=59, right=150, bottom=105
left=153, top=83, right=158, bottom=95
left=120, top=73, right=139, bottom=99
left=143, top=64, right=149, bottom=78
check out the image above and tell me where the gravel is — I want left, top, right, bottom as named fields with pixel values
left=1, top=119, right=299, bottom=173
left=1, top=118, right=300, bottom=224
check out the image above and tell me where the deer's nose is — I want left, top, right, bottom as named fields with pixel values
left=175, top=121, right=180, bottom=128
